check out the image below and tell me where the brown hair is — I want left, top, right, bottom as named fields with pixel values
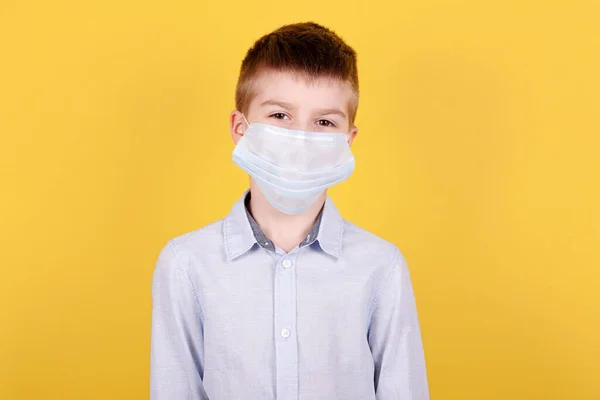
left=235, top=22, right=359, bottom=122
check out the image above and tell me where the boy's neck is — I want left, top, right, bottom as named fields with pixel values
left=247, top=182, right=325, bottom=254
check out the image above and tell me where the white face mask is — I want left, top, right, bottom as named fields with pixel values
left=232, top=115, right=355, bottom=214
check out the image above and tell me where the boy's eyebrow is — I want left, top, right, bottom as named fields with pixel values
left=315, top=108, right=347, bottom=119
left=260, top=100, right=347, bottom=119
left=260, top=99, right=296, bottom=109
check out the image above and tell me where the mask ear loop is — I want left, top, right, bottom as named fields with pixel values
left=344, top=131, right=353, bottom=144
left=241, top=114, right=251, bottom=128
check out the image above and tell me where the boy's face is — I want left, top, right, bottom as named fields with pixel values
left=230, top=69, right=358, bottom=144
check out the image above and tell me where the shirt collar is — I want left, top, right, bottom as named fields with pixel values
left=315, top=194, right=344, bottom=258
left=223, top=190, right=256, bottom=260
left=244, top=193, right=323, bottom=252
left=223, top=190, right=344, bottom=260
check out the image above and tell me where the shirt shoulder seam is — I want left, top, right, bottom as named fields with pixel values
left=365, top=246, right=400, bottom=331
left=167, top=239, right=205, bottom=323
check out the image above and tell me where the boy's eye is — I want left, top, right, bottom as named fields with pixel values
left=317, top=119, right=335, bottom=127
left=270, top=113, right=288, bottom=120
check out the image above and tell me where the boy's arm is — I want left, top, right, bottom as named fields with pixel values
left=368, top=249, right=430, bottom=400
left=150, top=241, right=208, bottom=400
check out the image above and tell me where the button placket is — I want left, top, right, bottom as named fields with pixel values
left=273, top=253, right=299, bottom=398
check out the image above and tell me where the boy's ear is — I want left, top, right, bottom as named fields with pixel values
left=348, top=125, right=358, bottom=147
left=230, top=110, right=247, bottom=144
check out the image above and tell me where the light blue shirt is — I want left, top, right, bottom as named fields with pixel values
left=150, top=191, right=429, bottom=399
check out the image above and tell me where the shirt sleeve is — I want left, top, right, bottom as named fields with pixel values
left=368, top=248, right=430, bottom=400
left=150, top=241, right=208, bottom=400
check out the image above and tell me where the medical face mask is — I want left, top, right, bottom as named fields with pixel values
left=232, top=116, right=355, bottom=215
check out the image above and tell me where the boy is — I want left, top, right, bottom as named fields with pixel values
left=150, top=22, right=429, bottom=400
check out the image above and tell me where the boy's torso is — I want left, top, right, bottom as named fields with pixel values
left=168, top=192, right=398, bottom=399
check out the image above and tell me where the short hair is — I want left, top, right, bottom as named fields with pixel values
left=235, top=22, right=359, bottom=122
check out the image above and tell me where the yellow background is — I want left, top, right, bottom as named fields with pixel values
left=1, top=0, right=598, bottom=399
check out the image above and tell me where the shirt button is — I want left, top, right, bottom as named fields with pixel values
left=280, top=328, right=291, bottom=338
left=282, top=259, right=292, bottom=269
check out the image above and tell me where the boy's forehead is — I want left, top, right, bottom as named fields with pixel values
left=250, top=70, right=354, bottom=111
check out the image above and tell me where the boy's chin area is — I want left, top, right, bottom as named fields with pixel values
left=247, top=178, right=327, bottom=219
